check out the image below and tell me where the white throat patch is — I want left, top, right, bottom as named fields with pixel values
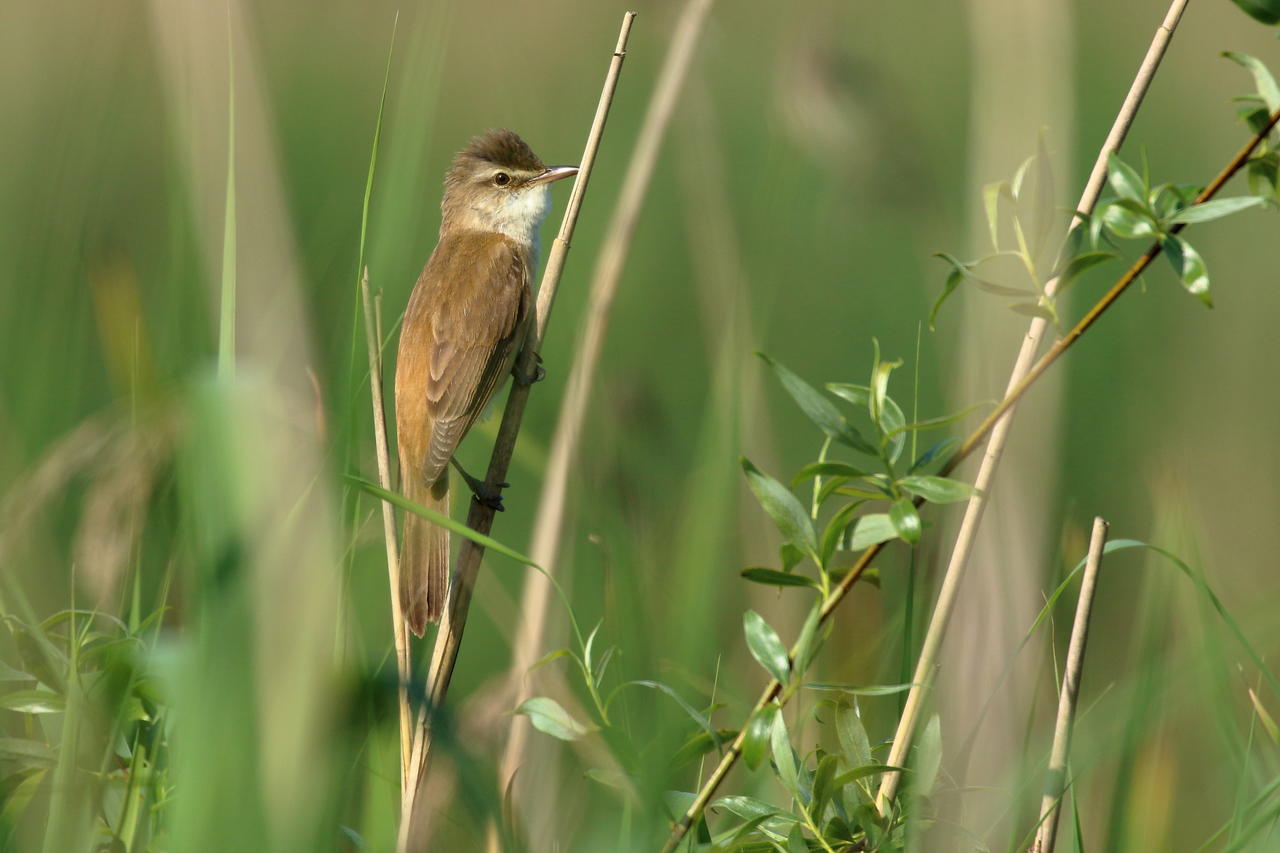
left=489, top=184, right=551, bottom=250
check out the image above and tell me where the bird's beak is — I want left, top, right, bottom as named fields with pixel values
left=526, top=165, right=579, bottom=186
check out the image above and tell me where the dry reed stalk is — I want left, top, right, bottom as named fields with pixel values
left=1032, top=516, right=1108, bottom=853
left=490, top=0, right=716, bottom=843
left=358, top=267, right=412, bottom=792
left=397, top=14, right=638, bottom=850
left=876, top=0, right=1190, bottom=807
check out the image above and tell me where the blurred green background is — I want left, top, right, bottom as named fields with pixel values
left=2, top=0, right=1279, bottom=850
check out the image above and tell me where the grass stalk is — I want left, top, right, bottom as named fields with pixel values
left=217, top=6, right=236, bottom=379
left=1031, top=517, right=1108, bottom=853
left=351, top=13, right=407, bottom=794
left=359, top=267, right=412, bottom=792
left=660, top=99, right=1280, bottom=853
left=877, top=0, right=1190, bottom=808
left=492, top=0, right=716, bottom=837
left=397, top=13, right=638, bottom=849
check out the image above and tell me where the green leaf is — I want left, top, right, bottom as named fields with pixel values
left=741, top=568, right=820, bottom=589
left=929, top=260, right=964, bottom=330
left=810, top=753, right=841, bottom=823
left=1248, top=690, right=1280, bottom=745
left=869, top=344, right=900, bottom=430
left=1248, top=152, right=1280, bottom=200
left=897, top=475, right=979, bottom=504
left=1101, top=199, right=1158, bottom=240
left=0, top=738, right=55, bottom=767
left=836, top=702, right=872, bottom=769
left=348, top=476, right=539, bottom=566
left=1053, top=250, right=1116, bottom=296
left=1010, top=153, right=1036, bottom=198
left=909, top=437, right=959, bottom=473
left=791, top=461, right=872, bottom=487
left=983, top=180, right=1006, bottom=250
left=786, top=822, right=808, bottom=853
left=827, top=381, right=906, bottom=463
left=1163, top=235, right=1212, bottom=306
left=821, top=501, right=866, bottom=566
left=911, top=715, right=943, bottom=799
left=663, top=791, right=697, bottom=822
left=1166, top=196, right=1266, bottom=225
left=793, top=605, right=825, bottom=675
left=742, top=457, right=819, bottom=562
left=626, top=681, right=723, bottom=751
left=833, top=764, right=907, bottom=788
left=805, top=682, right=915, bottom=696
left=780, top=542, right=805, bottom=573
left=886, top=402, right=989, bottom=438
left=584, top=767, right=630, bottom=791
left=771, top=710, right=800, bottom=796
left=719, top=813, right=782, bottom=847
left=889, top=498, right=922, bottom=545
left=714, top=793, right=791, bottom=823
left=0, top=690, right=64, bottom=714
left=1106, top=152, right=1146, bottom=202
left=528, top=648, right=575, bottom=673
left=744, top=611, right=791, bottom=685
left=1229, top=0, right=1280, bottom=25
left=514, top=696, right=594, bottom=741
left=743, top=705, right=779, bottom=770
left=757, top=353, right=876, bottom=454
left=673, top=728, right=742, bottom=767
left=847, top=513, right=897, bottom=551
left=1008, top=300, right=1056, bottom=321
left=1224, top=50, right=1280, bottom=111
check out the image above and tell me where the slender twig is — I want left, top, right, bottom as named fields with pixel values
left=359, top=267, right=411, bottom=792
left=492, top=0, right=715, bottom=841
left=660, top=100, right=1280, bottom=853
left=397, top=14, right=637, bottom=850
left=1032, top=516, right=1108, bottom=853
left=877, top=0, right=1190, bottom=808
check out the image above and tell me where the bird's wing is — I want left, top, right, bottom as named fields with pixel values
left=397, top=232, right=531, bottom=487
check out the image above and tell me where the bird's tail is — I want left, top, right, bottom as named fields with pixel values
left=401, top=473, right=449, bottom=637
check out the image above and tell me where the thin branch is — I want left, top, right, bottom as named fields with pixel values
left=359, top=267, right=412, bottom=792
left=493, top=0, right=716, bottom=840
left=1032, top=516, right=1108, bottom=853
left=397, top=13, right=637, bottom=849
left=877, top=0, right=1189, bottom=808
left=660, top=98, right=1280, bottom=853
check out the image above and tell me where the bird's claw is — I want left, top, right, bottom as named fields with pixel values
left=462, top=473, right=508, bottom=512
left=514, top=353, right=546, bottom=386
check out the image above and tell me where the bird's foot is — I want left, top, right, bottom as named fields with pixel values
left=514, top=353, right=546, bottom=386
left=451, top=459, right=508, bottom=511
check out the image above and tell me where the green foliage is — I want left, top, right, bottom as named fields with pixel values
left=1230, top=0, right=1280, bottom=27
left=931, top=79, right=1278, bottom=327
left=0, top=605, right=171, bottom=850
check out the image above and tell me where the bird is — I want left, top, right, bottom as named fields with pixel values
left=394, top=129, right=577, bottom=636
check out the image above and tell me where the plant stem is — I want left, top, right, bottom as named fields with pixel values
left=1032, top=516, right=1108, bottom=853
left=358, top=268, right=411, bottom=792
left=493, top=1, right=716, bottom=844
left=876, top=0, right=1191, bottom=808
left=659, top=99, right=1280, bottom=853
left=397, top=13, right=637, bottom=850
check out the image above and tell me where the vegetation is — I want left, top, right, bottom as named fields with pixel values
left=3, top=1, right=1280, bottom=851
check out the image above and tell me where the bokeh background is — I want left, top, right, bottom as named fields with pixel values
left=2, top=0, right=1278, bottom=850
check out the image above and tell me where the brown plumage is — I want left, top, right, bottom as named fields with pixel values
left=394, top=130, right=576, bottom=635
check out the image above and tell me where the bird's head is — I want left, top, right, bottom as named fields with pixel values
left=440, top=129, right=578, bottom=246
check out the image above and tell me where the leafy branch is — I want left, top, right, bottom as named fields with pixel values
left=660, top=96, right=1280, bottom=853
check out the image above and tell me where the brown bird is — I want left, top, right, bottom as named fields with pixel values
left=395, top=129, right=577, bottom=636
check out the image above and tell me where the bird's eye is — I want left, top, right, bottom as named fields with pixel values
left=493, top=172, right=511, bottom=186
